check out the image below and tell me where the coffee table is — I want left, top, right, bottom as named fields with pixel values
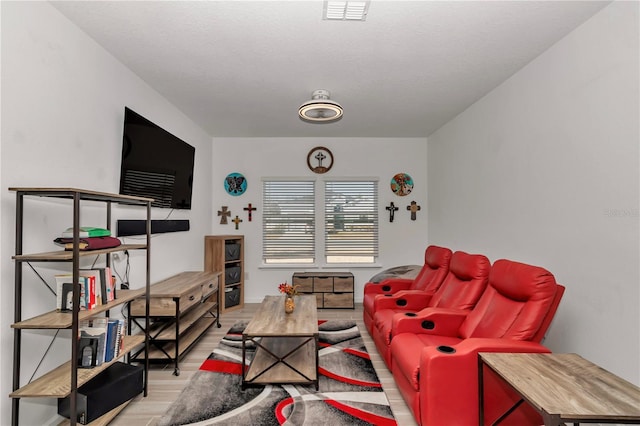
left=242, top=295, right=318, bottom=390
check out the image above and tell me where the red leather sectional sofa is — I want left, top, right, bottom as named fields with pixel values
left=363, top=246, right=565, bottom=425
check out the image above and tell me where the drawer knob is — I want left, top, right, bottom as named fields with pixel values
left=189, top=295, right=195, bottom=301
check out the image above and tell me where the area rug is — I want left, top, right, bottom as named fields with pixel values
left=158, top=320, right=397, bottom=426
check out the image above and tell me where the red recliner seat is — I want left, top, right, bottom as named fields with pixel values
left=363, top=245, right=452, bottom=335
left=390, top=259, right=565, bottom=426
left=371, top=251, right=490, bottom=369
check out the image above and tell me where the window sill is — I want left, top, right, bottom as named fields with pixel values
left=259, top=263, right=383, bottom=270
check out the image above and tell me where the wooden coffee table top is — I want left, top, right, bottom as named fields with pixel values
left=244, top=295, right=318, bottom=337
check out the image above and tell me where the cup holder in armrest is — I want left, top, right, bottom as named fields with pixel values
left=437, top=345, right=456, bottom=354
left=396, top=299, right=408, bottom=307
left=421, top=320, right=435, bottom=330
left=381, top=285, right=391, bottom=292
left=405, top=312, right=417, bottom=317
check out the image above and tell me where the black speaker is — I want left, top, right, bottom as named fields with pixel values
left=58, top=362, right=144, bottom=424
left=117, top=219, right=190, bottom=237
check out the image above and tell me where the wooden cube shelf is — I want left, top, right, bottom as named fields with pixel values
left=292, top=272, right=354, bottom=309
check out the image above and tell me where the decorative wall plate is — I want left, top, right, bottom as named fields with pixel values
left=307, top=146, right=334, bottom=174
left=224, top=172, right=247, bottom=196
left=390, top=173, right=413, bottom=196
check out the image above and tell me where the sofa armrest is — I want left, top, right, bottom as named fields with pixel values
left=363, top=278, right=414, bottom=295
left=418, top=339, right=551, bottom=426
left=392, top=307, right=469, bottom=336
left=373, top=290, right=435, bottom=311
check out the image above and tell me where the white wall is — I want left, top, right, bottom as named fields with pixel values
left=428, top=1, right=639, bottom=384
left=0, top=2, right=213, bottom=424
left=210, top=137, right=429, bottom=302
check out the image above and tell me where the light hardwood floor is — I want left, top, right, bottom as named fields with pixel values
left=109, top=303, right=418, bottom=426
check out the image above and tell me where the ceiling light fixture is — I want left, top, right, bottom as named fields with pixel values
left=298, top=90, right=343, bottom=123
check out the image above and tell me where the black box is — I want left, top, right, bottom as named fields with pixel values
left=225, top=243, right=241, bottom=261
left=225, top=287, right=240, bottom=308
left=225, top=266, right=241, bottom=284
left=58, top=362, right=144, bottom=424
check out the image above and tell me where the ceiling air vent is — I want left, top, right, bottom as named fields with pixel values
left=323, top=1, right=370, bottom=21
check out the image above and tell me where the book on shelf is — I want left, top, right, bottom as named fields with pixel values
left=55, top=268, right=117, bottom=311
left=78, top=318, right=108, bottom=368
left=114, top=318, right=126, bottom=359
left=53, top=236, right=122, bottom=251
left=80, top=267, right=114, bottom=305
left=61, top=226, right=111, bottom=239
left=104, top=319, right=119, bottom=363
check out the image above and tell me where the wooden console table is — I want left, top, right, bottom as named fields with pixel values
left=478, top=352, right=640, bottom=425
left=129, top=271, right=221, bottom=376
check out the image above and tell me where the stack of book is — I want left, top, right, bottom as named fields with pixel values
left=55, top=267, right=116, bottom=311
left=77, top=317, right=127, bottom=368
left=53, top=227, right=121, bottom=251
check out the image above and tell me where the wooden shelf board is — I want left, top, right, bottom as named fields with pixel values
left=57, top=400, right=131, bottom=426
left=10, top=335, right=144, bottom=398
left=151, top=302, right=217, bottom=340
left=12, top=289, right=147, bottom=329
left=147, top=316, right=217, bottom=360
left=12, top=244, right=147, bottom=262
left=9, top=187, right=153, bottom=205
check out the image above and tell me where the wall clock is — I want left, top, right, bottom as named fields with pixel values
left=224, top=172, right=247, bottom=196
left=390, top=173, right=413, bottom=196
left=307, top=146, right=334, bottom=174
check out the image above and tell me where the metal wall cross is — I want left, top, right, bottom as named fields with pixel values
left=407, top=201, right=421, bottom=221
left=218, top=206, right=231, bottom=224
left=386, top=202, right=399, bottom=222
left=243, top=203, right=257, bottom=221
left=232, top=215, right=243, bottom=230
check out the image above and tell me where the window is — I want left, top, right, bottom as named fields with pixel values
left=325, top=180, right=378, bottom=263
left=262, top=178, right=378, bottom=265
left=262, top=180, right=315, bottom=264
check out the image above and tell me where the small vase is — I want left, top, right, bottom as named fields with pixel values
left=284, top=295, right=295, bottom=314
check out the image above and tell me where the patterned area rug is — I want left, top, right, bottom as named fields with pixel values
left=158, top=320, right=397, bottom=426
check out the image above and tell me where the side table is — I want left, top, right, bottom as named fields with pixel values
left=478, top=352, right=640, bottom=425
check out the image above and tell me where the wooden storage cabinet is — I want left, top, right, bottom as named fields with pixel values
left=8, top=187, right=152, bottom=426
left=204, top=235, right=244, bottom=312
left=292, top=272, right=355, bottom=309
left=128, top=271, right=221, bottom=376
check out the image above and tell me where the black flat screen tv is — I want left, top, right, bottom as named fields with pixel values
left=119, top=107, right=195, bottom=209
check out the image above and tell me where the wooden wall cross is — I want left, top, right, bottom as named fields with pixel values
left=243, top=203, right=257, bottom=221
left=386, top=202, right=399, bottom=222
left=232, top=215, right=243, bottom=230
left=407, top=201, right=421, bottom=221
left=218, top=206, right=231, bottom=224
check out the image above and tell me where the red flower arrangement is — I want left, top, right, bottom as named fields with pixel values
left=278, top=282, right=299, bottom=297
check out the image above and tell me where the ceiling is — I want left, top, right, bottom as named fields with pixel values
left=51, top=1, right=610, bottom=138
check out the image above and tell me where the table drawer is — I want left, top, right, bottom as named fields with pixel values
left=292, top=276, right=313, bottom=293
left=313, top=277, right=334, bottom=292
left=333, top=277, right=353, bottom=292
left=131, top=296, right=180, bottom=317
left=202, top=278, right=219, bottom=300
left=131, top=287, right=201, bottom=316
left=323, top=293, right=354, bottom=308
left=178, top=288, right=201, bottom=313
